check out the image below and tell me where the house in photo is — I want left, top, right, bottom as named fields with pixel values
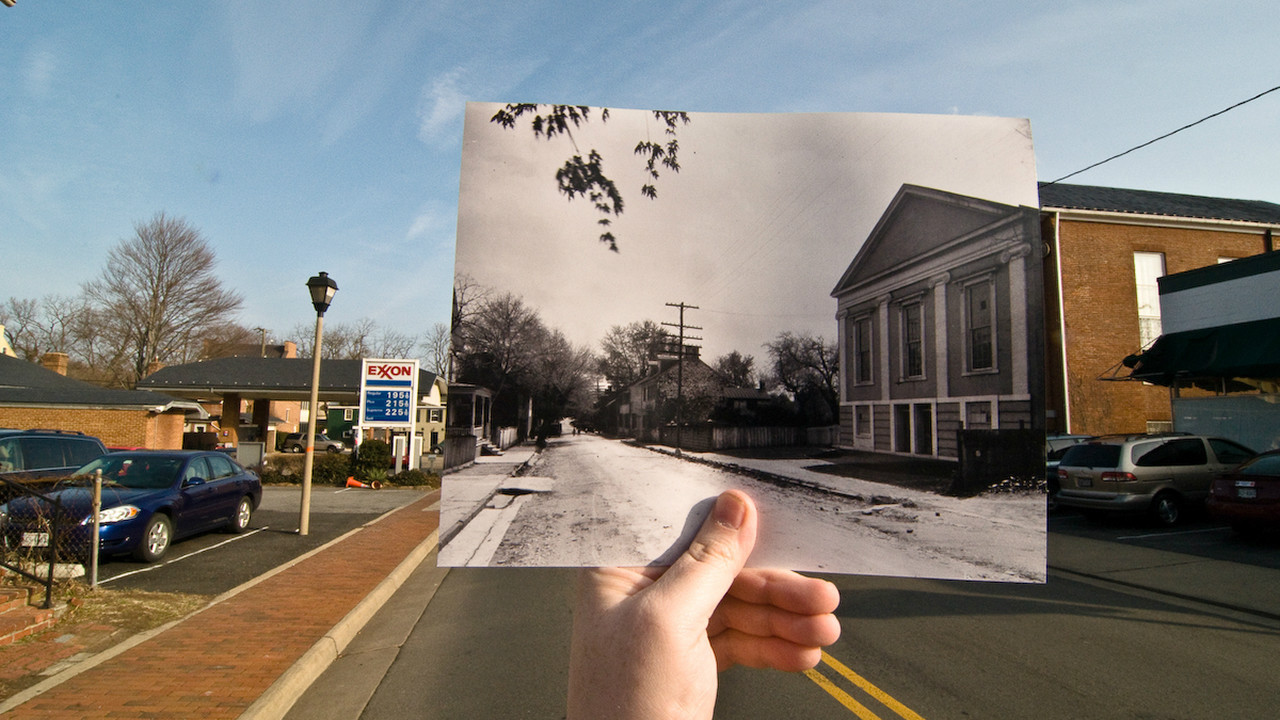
left=622, top=351, right=726, bottom=444
left=1040, top=183, right=1280, bottom=436
left=831, top=184, right=1044, bottom=461
left=1118, top=250, right=1280, bottom=452
left=0, top=352, right=206, bottom=449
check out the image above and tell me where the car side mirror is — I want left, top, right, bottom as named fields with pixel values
left=183, top=477, right=208, bottom=487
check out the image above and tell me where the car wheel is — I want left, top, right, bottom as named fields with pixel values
left=326, top=446, right=342, bottom=454
left=135, top=514, right=172, bottom=562
left=1150, top=492, right=1182, bottom=527
left=227, top=496, right=253, bottom=533
left=290, top=444, right=304, bottom=453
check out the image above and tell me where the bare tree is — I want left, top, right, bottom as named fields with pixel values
left=421, top=321, right=452, bottom=377
left=82, top=213, right=243, bottom=385
left=291, top=317, right=421, bottom=361
left=0, top=297, right=42, bottom=361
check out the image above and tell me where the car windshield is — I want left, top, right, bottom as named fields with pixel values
left=75, top=455, right=184, bottom=489
left=1059, top=444, right=1121, bottom=469
left=1239, top=453, right=1280, bottom=477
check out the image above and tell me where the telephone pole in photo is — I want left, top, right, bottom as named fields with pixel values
left=664, top=302, right=701, bottom=455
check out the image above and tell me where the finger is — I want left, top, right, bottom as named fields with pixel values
left=725, top=567, right=841, bottom=616
left=708, top=596, right=843, bottom=648
left=709, top=629, right=826, bottom=672
left=649, top=490, right=758, bottom=620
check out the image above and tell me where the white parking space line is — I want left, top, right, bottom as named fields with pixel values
left=98, top=527, right=269, bottom=585
left=1116, top=527, right=1233, bottom=541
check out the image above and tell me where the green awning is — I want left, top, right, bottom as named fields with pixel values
left=1123, top=317, right=1280, bottom=386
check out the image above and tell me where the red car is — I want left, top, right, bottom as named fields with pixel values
left=1207, top=449, right=1280, bottom=536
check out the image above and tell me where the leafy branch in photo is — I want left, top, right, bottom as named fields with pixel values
left=490, top=104, right=690, bottom=251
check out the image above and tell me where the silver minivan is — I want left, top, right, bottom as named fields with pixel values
left=1056, top=433, right=1255, bottom=525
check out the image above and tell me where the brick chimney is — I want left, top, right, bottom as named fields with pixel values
left=283, top=341, right=298, bottom=358
left=41, top=352, right=69, bottom=376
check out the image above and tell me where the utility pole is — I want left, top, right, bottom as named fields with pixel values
left=663, top=302, right=701, bottom=455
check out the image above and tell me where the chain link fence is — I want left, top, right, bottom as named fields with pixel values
left=1, top=477, right=99, bottom=608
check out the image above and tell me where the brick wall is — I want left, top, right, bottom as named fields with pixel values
left=1055, top=218, right=1266, bottom=435
left=0, top=407, right=186, bottom=449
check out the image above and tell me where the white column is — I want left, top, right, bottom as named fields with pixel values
left=1002, top=243, right=1032, bottom=397
left=931, top=273, right=950, bottom=400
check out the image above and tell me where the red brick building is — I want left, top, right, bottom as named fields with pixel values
left=1040, top=184, right=1280, bottom=436
left=0, top=353, right=201, bottom=449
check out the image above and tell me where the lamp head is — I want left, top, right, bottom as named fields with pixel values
left=306, top=271, right=338, bottom=316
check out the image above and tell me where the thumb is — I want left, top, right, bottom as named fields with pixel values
left=650, top=490, right=758, bottom=619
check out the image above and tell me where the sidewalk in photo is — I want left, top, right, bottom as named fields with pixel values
left=438, top=444, right=539, bottom=547
left=0, top=489, right=442, bottom=719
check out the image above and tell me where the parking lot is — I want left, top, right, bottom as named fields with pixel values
left=93, top=485, right=432, bottom=596
left=1049, top=505, right=1280, bottom=572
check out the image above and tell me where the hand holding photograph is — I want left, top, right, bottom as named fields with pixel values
left=441, top=103, right=1046, bottom=583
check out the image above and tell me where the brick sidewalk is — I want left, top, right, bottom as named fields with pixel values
left=2, top=490, right=441, bottom=719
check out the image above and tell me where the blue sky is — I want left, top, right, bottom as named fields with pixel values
left=3, top=1, right=1277, bottom=351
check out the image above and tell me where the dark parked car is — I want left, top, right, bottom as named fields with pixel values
left=0, top=450, right=261, bottom=562
left=1207, top=449, right=1280, bottom=536
left=1056, top=433, right=1256, bottom=525
left=281, top=433, right=345, bottom=454
left=0, top=429, right=107, bottom=482
left=1046, top=434, right=1093, bottom=510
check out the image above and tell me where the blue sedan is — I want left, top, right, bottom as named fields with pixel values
left=1, top=450, right=262, bottom=562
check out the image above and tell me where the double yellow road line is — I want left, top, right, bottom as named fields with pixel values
left=804, top=651, right=926, bottom=719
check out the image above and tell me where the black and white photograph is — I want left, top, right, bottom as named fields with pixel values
left=440, top=103, right=1046, bottom=582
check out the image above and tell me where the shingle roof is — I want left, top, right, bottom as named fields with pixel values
left=1038, top=183, right=1280, bottom=225
left=0, top=355, right=191, bottom=410
left=137, top=358, right=438, bottom=401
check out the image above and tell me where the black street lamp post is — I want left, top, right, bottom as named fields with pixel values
left=299, top=271, right=337, bottom=536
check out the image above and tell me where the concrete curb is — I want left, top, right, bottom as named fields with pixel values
left=238, top=527, right=441, bottom=720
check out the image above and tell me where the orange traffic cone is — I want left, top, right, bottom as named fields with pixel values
left=345, top=477, right=382, bottom=490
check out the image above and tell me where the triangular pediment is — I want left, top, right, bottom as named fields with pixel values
left=831, top=185, right=1022, bottom=296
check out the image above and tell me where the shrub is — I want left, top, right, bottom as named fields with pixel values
left=391, top=469, right=440, bottom=488
left=258, top=453, right=349, bottom=486
left=350, top=439, right=392, bottom=482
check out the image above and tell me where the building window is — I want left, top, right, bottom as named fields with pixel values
left=900, top=302, right=924, bottom=379
left=343, top=408, right=354, bottom=421
left=854, top=405, right=872, bottom=437
left=1134, top=252, right=1165, bottom=349
left=966, top=401, right=992, bottom=429
left=964, top=278, right=995, bottom=372
left=850, top=315, right=873, bottom=385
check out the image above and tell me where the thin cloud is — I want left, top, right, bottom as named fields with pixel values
left=417, top=69, right=467, bottom=146
left=23, top=48, right=57, bottom=99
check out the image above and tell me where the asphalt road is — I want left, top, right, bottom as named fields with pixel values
left=94, top=485, right=429, bottom=595
left=302, top=506, right=1280, bottom=719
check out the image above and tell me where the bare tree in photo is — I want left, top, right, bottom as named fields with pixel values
left=765, top=331, right=840, bottom=425
left=455, top=292, right=545, bottom=401
left=82, top=213, right=243, bottom=386
left=714, top=350, right=757, bottom=389
left=534, top=329, right=597, bottom=417
left=598, top=320, right=671, bottom=389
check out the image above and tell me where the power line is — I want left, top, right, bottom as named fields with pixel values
left=1043, top=84, right=1280, bottom=187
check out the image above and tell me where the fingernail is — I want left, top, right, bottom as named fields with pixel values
left=713, top=492, right=746, bottom=530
